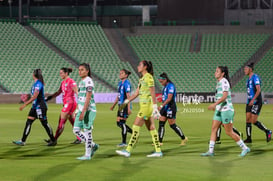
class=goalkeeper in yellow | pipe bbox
[116,60,162,157]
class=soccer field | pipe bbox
[0,103,273,181]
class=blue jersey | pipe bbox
[162,82,176,110]
[31,80,47,109]
[118,79,131,104]
[246,74,262,104]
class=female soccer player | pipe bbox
[13,69,56,146]
[243,63,272,143]
[45,67,80,144]
[116,60,162,157]
[110,69,132,147]
[73,63,99,160]
[157,72,188,145]
[201,66,250,157]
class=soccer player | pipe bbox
[45,67,81,144]
[13,69,56,146]
[243,63,272,143]
[110,69,132,147]
[201,66,250,157]
[73,63,99,160]
[157,72,188,145]
[116,60,162,158]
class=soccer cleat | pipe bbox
[180,137,188,146]
[239,148,250,157]
[215,140,222,144]
[71,139,82,144]
[91,144,99,157]
[244,138,252,143]
[201,151,214,157]
[266,130,272,142]
[147,152,163,158]
[12,140,25,146]
[116,150,131,157]
[117,143,127,147]
[44,139,50,143]
[47,140,57,146]
[76,155,91,160]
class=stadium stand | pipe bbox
[0,21,111,93]
[127,33,270,92]
[233,47,273,93]
[30,21,139,90]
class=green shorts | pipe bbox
[213,110,234,124]
[74,110,96,130]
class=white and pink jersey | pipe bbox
[61,77,77,104]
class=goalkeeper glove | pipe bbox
[119,99,130,111]
[152,104,161,120]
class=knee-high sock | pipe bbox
[246,123,252,139]
[126,124,132,134]
[68,116,81,141]
[126,125,140,153]
[216,127,221,141]
[41,119,55,141]
[150,129,161,153]
[170,123,185,140]
[55,118,67,140]
[158,121,166,143]
[73,127,86,142]
[84,129,94,157]
[119,120,128,144]
[22,119,34,142]
[254,121,268,132]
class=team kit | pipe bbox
[13,62,272,160]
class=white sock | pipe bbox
[236,139,248,150]
[84,129,93,157]
[209,140,215,153]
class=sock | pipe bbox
[209,140,215,153]
[236,139,248,150]
[232,127,241,136]
[126,125,140,153]
[246,123,252,140]
[21,119,34,142]
[73,127,86,142]
[216,127,221,141]
[254,121,268,132]
[54,118,66,140]
[120,120,127,144]
[69,116,81,141]
[150,129,161,153]
[126,124,132,134]
[170,123,185,140]
[84,129,93,157]
[41,119,55,141]
[158,121,166,143]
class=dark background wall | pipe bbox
[157,0,225,21]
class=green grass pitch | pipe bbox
[0,103,273,181]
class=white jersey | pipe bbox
[77,76,96,112]
[215,78,234,112]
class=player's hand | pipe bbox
[19,104,26,111]
[119,99,130,111]
[45,95,53,102]
[79,111,85,121]
[248,100,254,106]
[158,105,163,111]
[152,104,161,119]
[128,109,132,115]
[110,105,115,111]
[208,103,216,111]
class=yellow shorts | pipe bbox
[137,103,153,120]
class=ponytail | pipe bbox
[142,60,154,76]
[218,66,231,88]
[33,69,44,85]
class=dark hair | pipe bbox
[218,66,231,88]
[247,62,254,70]
[61,67,73,75]
[33,69,44,85]
[159,72,172,83]
[121,69,131,78]
[79,63,91,77]
[141,60,154,76]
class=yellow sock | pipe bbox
[150,129,161,152]
[126,125,140,153]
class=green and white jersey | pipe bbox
[78,76,96,112]
[215,78,234,112]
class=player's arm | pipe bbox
[126,92,132,114]
[149,86,157,105]
[110,96,119,110]
[159,93,173,109]
[249,85,261,105]
[46,86,62,101]
[79,88,92,121]
[208,91,228,110]
[19,90,39,111]
[150,85,161,118]
[72,85,78,96]
[127,87,139,102]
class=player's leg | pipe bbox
[158,116,167,145]
[54,112,68,141]
[168,118,188,145]
[245,105,252,143]
[39,109,56,146]
[73,112,86,142]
